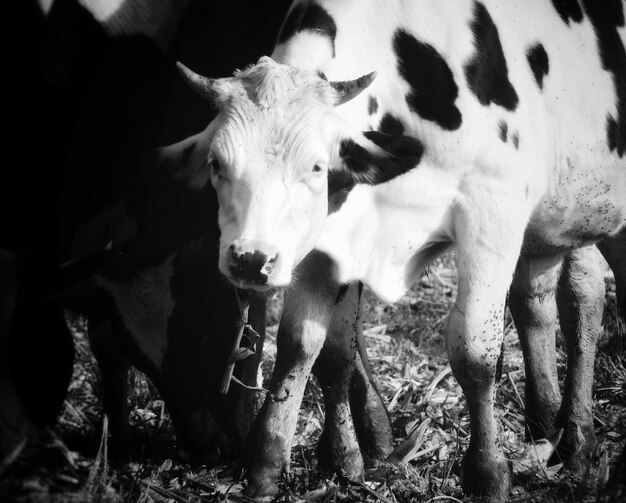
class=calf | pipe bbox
[176,0,626,500]
[1,0,291,462]
[78,135,392,465]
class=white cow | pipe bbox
[177,0,626,500]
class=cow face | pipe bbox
[178,57,423,289]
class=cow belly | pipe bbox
[523,155,626,254]
[523,174,626,255]
[97,258,175,372]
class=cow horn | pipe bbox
[330,71,377,106]
[176,62,217,101]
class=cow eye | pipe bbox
[312,164,323,173]
[209,158,222,178]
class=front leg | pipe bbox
[446,194,528,502]
[244,252,337,498]
[313,282,363,480]
[88,313,132,462]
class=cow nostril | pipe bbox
[229,243,240,261]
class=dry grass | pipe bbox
[1,251,624,502]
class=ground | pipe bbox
[1,252,624,502]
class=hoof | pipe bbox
[244,470,280,501]
[556,424,598,476]
[242,426,290,500]
[462,448,510,502]
[317,429,364,481]
[523,397,559,443]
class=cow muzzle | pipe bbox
[227,239,279,289]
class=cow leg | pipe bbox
[313,282,364,480]
[315,282,391,472]
[446,203,526,501]
[245,252,336,498]
[509,254,563,441]
[87,313,132,461]
[554,245,606,474]
[349,284,393,461]
[597,229,626,325]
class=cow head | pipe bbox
[178,57,423,290]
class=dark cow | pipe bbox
[1,0,393,470]
[174,0,626,500]
[129,130,393,465]
[1,0,287,462]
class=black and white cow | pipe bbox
[176,0,626,500]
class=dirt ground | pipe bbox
[1,251,624,502]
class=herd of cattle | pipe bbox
[1,0,625,501]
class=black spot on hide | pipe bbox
[552,0,584,24]
[464,2,519,111]
[278,2,337,57]
[498,120,508,142]
[581,0,626,157]
[329,130,424,212]
[378,113,405,136]
[335,283,350,305]
[527,43,549,90]
[368,96,378,115]
[512,133,519,149]
[393,29,462,130]
[338,131,424,186]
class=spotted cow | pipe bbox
[176,0,626,500]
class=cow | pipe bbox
[75,133,393,466]
[1,0,275,463]
[175,0,626,500]
[1,0,393,471]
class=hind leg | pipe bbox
[349,290,393,462]
[555,245,606,474]
[88,313,132,461]
[510,254,563,441]
[597,229,626,327]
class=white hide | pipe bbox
[270,0,626,302]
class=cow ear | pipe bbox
[139,125,214,191]
[332,131,424,190]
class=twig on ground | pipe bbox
[357,481,395,503]
[388,418,432,464]
[0,436,27,478]
[426,495,464,503]
[507,372,525,411]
